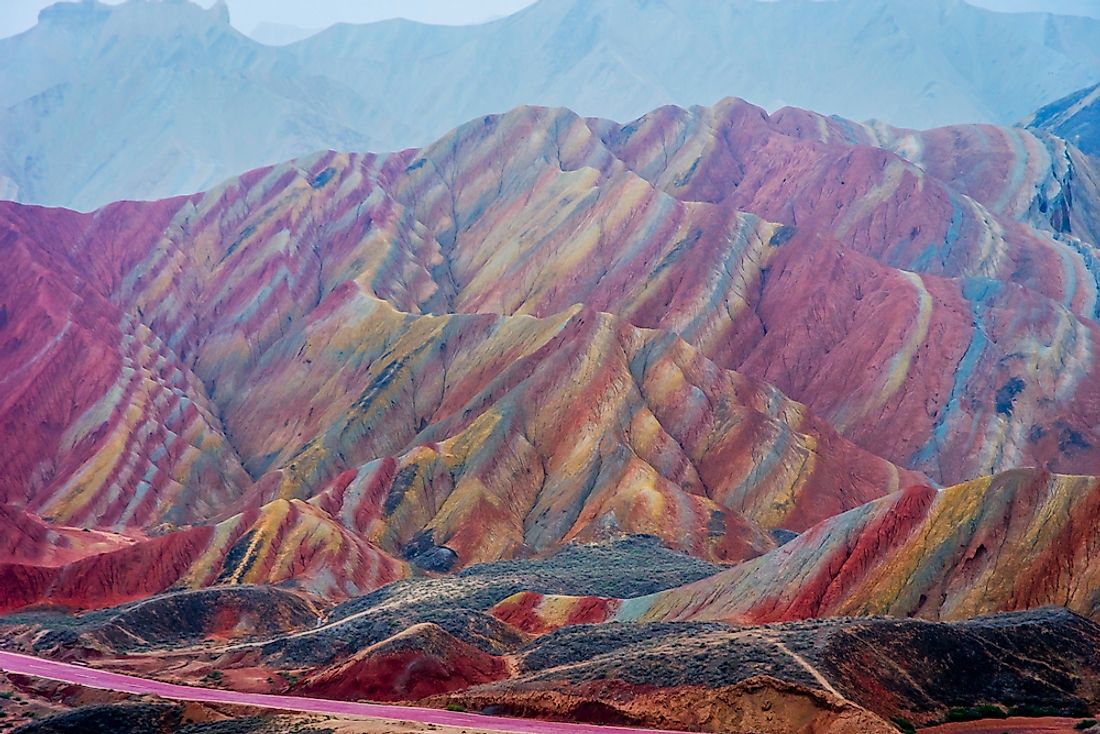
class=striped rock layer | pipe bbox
[4,98,1100,607]
[0,273,911,610]
[0,498,405,611]
[493,469,1100,629]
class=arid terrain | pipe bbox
[2,540,1098,734]
[5,2,1100,733]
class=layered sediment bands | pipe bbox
[374,102,1100,482]
[513,469,1100,626]
[0,504,134,566]
[0,498,406,612]
[743,249,1100,485]
[249,299,914,563]
[187,498,407,598]
[7,98,1100,603]
[293,622,509,702]
[0,526,216,612]
[6,275,915,609]
[596,100,1100,309]
[0,210,251,530]
[850,120,1100,258]
[9,100,1100,497]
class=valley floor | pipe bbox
[0,650,695,734]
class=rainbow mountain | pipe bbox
[4,97,1100,614]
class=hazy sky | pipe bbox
[0,0,539,38]
[3,0,1099,39]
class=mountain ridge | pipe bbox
[1027,82,1100,157]
[5,0,1100,210]
[5,97,1100,612]
[490,468,1100,627]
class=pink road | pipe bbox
[0,650,694,734]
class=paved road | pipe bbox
[0,650,691,734]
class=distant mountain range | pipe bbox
[3,0,1100,210]
[1028,82,1100,156]
[248,21,321,46]
[968,0,1100,16]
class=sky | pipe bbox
[0,0,540,38]
[3,0,1100,40]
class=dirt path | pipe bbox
[0,650,694,734]
[764,636,846,700]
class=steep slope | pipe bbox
[1,281,914,609]
[384,101,1100,484]
[589,100,1100,314]
[5,0,1100,209]
[7,98,1100,608]
[238,299,910,558]
[6,185,928,607]
[0,496,407,612]
[500,469,1100,626]
[1027,83,1100,157]
[0,505,135,567]
[0,202,252,530]
[2,117,939,598]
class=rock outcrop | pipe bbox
[497,470,1100,627]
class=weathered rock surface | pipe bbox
[6,97,1100,609]
[2,586,317,657]
[497,470,1100,627]
[449,608,1100,728]
[293,622,508,702]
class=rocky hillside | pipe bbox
[440,608,1100,730]
[5,559,1098,733]
[493,470,1100,626]
[5,97,1100,610]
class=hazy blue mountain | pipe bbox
[1026,83,1100,156]
[249,21,320,46]
[968,0,1100,17]
[0,0,384,209]
[3,0,1100,210]
[289,0,1100,140]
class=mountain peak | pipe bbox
[37,0,231,31]
[210,0,229,25]
[37,0,110,27]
